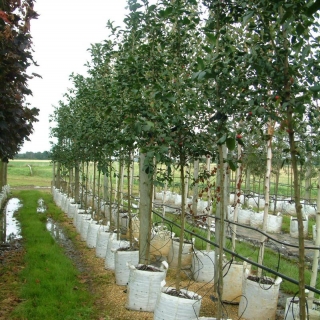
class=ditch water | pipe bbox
[0,198,22,244]
[0,197,68,246]
[39,199,88,272]
[35,198,67,242]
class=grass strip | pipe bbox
[10,190,96,320]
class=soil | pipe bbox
[0,241,25,320]
[247,275,275,285]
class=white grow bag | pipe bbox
[95,227,111,258]
[290,216,308,238]
[153,287,202,320]
[150,227,174,260]
[75,212,90,233]
[126,262,167,312]
[222,261,251,303]
[86,222,100,248]
[250,211,264,228]
[267,213,283,233]
[80,217,92,241]
[284,296,320,320]
[197,200,209,213]
[174,194,182,206]
[67,202,78,219]
[239,267,282,320]
[238,209,252,225]
[60,193,67,212]
[114,249,139,286]
[168,238,193,269]
[104,234,129,270]
[192,250,215,283]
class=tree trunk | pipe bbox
[175,160,186,292]
[304,158,312,204]
[56,162,61,190]
[127,153,133,247]
[232,143,243,252]
[215,144,227,319]
[138,152,152,265]
[85,162,89,211]
[192,159,199,218]
[92,162,97,212]
[309,170,320,299]
[258,122,273,277]
[96,170,101,219]
[0,161,4,189]
[244,166,251,206]
[109,161,113,223]
[74,162,80,204]
[288,110,306,319]
[273,170,280,214]
[206,157,212,252]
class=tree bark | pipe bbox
[138,152,152,264]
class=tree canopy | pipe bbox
[0,0,40,160]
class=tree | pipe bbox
[0,0,39,161]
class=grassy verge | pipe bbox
[10,190,97,320]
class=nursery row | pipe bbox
[52,186,320,320]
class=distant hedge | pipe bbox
[14,151,50,160]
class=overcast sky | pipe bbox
[20,0,130,153]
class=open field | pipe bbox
[7,160,52,187]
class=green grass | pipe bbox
[8,160,52,187]
[9,190,98,320]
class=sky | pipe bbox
[20,0,130,153]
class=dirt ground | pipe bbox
[60,218,242,320]
[0,242,25,320]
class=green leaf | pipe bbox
[198,71,206,80]
[205,33,216,45]
[243,11,254,25]
[296,23,305,36]
[237,138,244,146]
[306,0,320,16]
[191,71,200,80]
[310,85,320,92]
[166,94,176,102]
[228,159,237,172]
[226,137,236,151]
[159,7,173,18]
[217,134,227,145]
[202,45,212,54]
[196,57,205,70]
[280,9,292,24]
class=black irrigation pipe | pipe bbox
[94,193,319,249]
[223,218,320,251]
[153,210,320,296]
[153,201,320,251]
